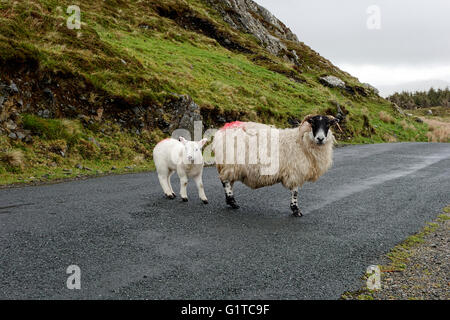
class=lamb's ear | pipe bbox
[178,136,188,144]
[198,138,208,148]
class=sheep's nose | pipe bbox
[317,137,324,143]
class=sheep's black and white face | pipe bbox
[306,115,338,145]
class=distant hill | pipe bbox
[387,87,449,110]
[378,80,450,97]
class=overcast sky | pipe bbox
[254,0,450,95]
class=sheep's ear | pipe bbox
[178,136,188,144]
[301,114,314,126]
[198,138,208,148]
[328,116,339,125]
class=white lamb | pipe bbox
[213,115,339,216]
[153,137,209,204]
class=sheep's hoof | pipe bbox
[202,199,209,204]
[172,193,176,198]
[226,197,240,209]
[291,210,303,217]
[182,198,188,202]
[166,194,175,200]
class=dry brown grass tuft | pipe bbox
[1,150,24,168]
[423,118,450,142]
[400,120,415,130]
[61,119,81,136]
[379,111,395,124]
[382,133,397,143]
[133,154,145,164]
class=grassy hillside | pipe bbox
[0,0,432,185]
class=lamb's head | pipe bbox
[303,115,339,145]
[179,137,208,164]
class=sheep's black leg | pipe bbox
[222,180,239,209]
[290,188,302,217]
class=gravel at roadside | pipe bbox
[343,208,449,300]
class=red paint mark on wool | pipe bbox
[156,138,170,145]
[221,121,245,130]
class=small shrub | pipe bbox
[382,133,397,143]
[22,115,81,146]
[76,139,100,160]
[101,143,121,160]
[0,150,24,173]
[400,120,415,130]
[379,111,394,124]
[22,114,68,140]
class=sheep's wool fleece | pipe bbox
[214,122,334,190]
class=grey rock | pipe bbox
[9,82,19,94]
[6,121,17,130]
[75,163,83,169]
[8,132,17,140]
[392,103,406,116]
[415,117,424,123]
[428,109,433,115]
[16,131,26,140]
[363,83,380,95]
[163,94,203,139]
[207,0,298,58]
[319,75,346,89]
[38,109,51,118]
[0,95,5,109]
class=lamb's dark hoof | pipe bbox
[202,200,209,204]
[226,197,240,209]
[172,193,176,198]
[166,194,175,200]
[182,198,188,202]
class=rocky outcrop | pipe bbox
[155,94,203,139]
[207,0,299,58]
[319,75,346,89]
[362,83,380,95]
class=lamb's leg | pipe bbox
[222,180,239,209]
[167,170,176,197]
[194,174,208,204]
[178,169,189,202]
[157,171,175,199]
[290,188,302,217]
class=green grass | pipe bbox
[0,116,160,185]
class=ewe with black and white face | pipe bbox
[306,115,339,145]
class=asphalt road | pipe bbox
[0,143,449,299]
